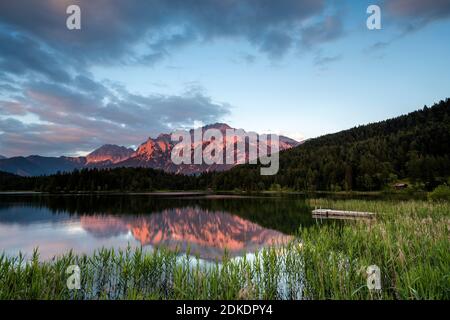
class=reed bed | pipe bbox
[0,200,448,300]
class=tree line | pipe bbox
[1,99,449,192]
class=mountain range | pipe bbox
[0,123,299,176]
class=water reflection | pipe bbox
[81,208,291,260]
[0,194,313,260]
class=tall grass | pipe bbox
[0,200,448,300]
[305,199,450,299]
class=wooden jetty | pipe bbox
[312,208,376,219]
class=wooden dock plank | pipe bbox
[312,209,376,218]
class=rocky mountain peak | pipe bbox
[86,144,135,164]
[135,139,156,158]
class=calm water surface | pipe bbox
[0,194,315,260]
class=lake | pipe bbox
[0,193,316,261]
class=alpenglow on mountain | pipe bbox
[0,123,299,176]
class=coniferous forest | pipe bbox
[212,99,450,192]
[1,99,449,193]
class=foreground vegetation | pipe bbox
[304,199,449,299]
[0,199,448,300]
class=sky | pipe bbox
[0,0,449,157]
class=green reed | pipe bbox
[0,199,448,300]
[304,199,449,299]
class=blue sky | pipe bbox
[0,0,449,156]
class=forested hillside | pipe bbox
[211,99,450,191]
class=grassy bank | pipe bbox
[303,199,449,299]
[0,199,448,300]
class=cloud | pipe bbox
[255,30,294,59]
[301,15,344,48]
[241,53,257,64]
[365,0,450,54]
[0,1,349,156]
[367,41,390,52]
[0,29,72,83]
[0,0,339,64]
[0,100,27,116]
[0,23,230,156]
[0,118,100,156]
[0,2,245,156]
[386,0,450,31]
[313,52,342,67]
[0,78,231,156]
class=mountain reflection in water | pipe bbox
[0,194,313,260]
[81,208,291,260]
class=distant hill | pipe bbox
[211,99,450,191]
[0,155,6,159]
[0,156,86,176]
